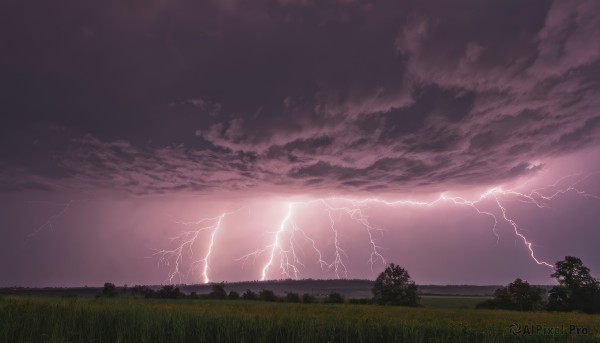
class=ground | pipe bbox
[1,294,598,342]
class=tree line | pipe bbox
[97,282,349,304]
[96,255,599,313]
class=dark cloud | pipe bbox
[1,0,600,195]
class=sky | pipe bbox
[1,0,600,287]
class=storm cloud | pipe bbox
[2,0,600,286]
[2,0,600,195]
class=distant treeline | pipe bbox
[98,283,365,304]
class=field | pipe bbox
[1,295,598,342]
[420,295,490,309]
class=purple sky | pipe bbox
[1,0,600,287]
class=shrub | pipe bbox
[130,285,156,298]
[158,285,182,299]
[476,279,546,311]
[324,292,344,304]
[259,289,278,302]
[242,289,257,300]
[208,283,227,300]
[302,293,315,304]
[285,292,300,303]
[96,282,118,298]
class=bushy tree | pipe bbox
[301,293,315,303]
[285,292,300,303]
[158,285,182,299]
[547,256,600,313]
[97,282,118,298]
[324,292,344,304]
[242,289,257,300]
[259,289,278,302]
[208,283,227,300]
[228,291,240,300]
[477,278,546,311]
[372,263,420,306]
[130,285,156,298]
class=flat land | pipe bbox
[1,295,598,342]
[420,295,490,308]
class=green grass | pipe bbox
[1,296,598,342]
[421,295,492,308]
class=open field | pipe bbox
[420,295,490,309]
[1,296,598,342]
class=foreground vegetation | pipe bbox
[1,296,598,342]
[2,256,598,342]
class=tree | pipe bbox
[130,285,156,298]
[372,263,420,306]
[97,282,118,298]
[324,292,344,304]
[301,293,315,304]
[158,285,182,299]
[476,278,546,311]
[285,292,300,303]
[242,289,257,300]
[228,291,240,300]
[208,283,227,300]
[259,289,278,302]
[547,256,600,313]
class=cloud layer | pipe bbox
[2,0,600,195]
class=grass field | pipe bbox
[420,295,491,309]
[1,296,598,342]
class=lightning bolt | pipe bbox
[200,213,225,284]
[27,199,89,238]
[261,203,294,281]
[29,200,73,237]
[159,174,599,282]
[155,210,233,283]
[495,198,553,268]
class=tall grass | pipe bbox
[0,296,598,342]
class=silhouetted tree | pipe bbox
[97,282,118,298]
[158,285,182,299]
[476,278,546,311]
[547,256,600,313]
[130,285,156,298]
[324,292,344,304]
[208,283,227,300]
[242,289,257,300]
[301,293,315,303]
[228,291,240,300]
[259,289,278,302]
[372,263,420,306]
[285,292,300,303]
